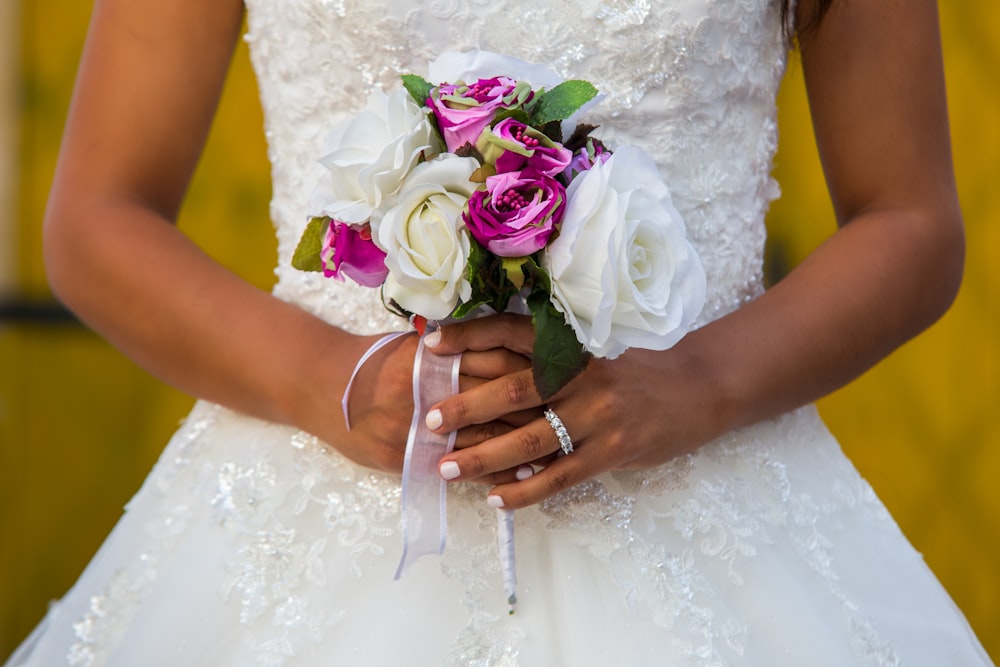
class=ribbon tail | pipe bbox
[394,329,461,579]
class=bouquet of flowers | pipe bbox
[292,51,706,399]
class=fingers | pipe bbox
[455,375,541,428]
[429,315,540,433]
[452,420,516,449]
[440,413,599,509]
[430,367,541,434]
[425,313,536,357]
[459,346,532,379]
[438,396,613,508]
[468,463,540,487]
[438,417,562,481]
[486,454,593,509]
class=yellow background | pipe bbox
[1,1,997,660]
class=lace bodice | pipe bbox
[243,0,788,333]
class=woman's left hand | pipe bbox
[424,313,731,509]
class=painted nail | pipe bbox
[423,331,442,348]
[440,461,460,480]
[425,409,442,430]
[487,495,505,509]
[515,465,534,481]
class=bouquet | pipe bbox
[292,51,706,400]
[292,52,706,610]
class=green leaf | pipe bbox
[529,80,598,126]
[465,237,491,287]
[452,294,491,320]
[291,217,329,272]
[527,290,591,400]
[401,74,434,106]
[462,238,504,319]
[501,257,529,291]
[469,164,496,184]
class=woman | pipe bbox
[6,0,992,664]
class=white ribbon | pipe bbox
[395,330,461,577]
[341,328,462,579]
[341,331,410,430]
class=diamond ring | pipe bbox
[543,408,574,456]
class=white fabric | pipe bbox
[6,0,992,665]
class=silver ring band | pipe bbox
[543,408,574,455]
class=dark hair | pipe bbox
[782,0,834,38]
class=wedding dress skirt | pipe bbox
[7,0,991,665]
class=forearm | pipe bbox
[690,204,963,435]
[44,199,369,431]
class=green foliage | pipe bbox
[501,257,529,290]
[401,74,433,106]
[291,217,328,272]
[528,80,598,127]
[453,240,494,319]
[527,286,590,400]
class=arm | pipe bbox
[45,0,525,472]
[425,0,963,507]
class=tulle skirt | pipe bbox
[6,402,991,666]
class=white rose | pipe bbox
[376,155,480,320]
[308,87,442,224]
[543,146,706,358]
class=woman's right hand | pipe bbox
[297,330,538,476]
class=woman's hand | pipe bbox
[424,1,965,510]
[319,330,539,475]
[423,314,732,508]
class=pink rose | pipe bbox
[478,117,573,177]
[463,170,566,257]
[428,77,530,152]
[320,219,389,288]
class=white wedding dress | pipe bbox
[6,1,992,666]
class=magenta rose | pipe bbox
[479,117,572,177]
[428,77,530,152]
[320,219,389,287]
[463,170,566,257]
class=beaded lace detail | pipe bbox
[56,1,919,665]
[67,405,219,666]
[244,0,785,335]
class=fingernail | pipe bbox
[425,409,442,430]
[439,461,460,480]
[515,465,534,481]
[487,495,505,509]
[423,331,441,348]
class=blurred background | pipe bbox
[0,1,997,660]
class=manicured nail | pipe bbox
[423,331,441,348]
[487,495,505,508]
[439,461,460,480]
[515,465,534,481]
[425,409,442,430]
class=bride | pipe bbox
[6,0,993,665]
